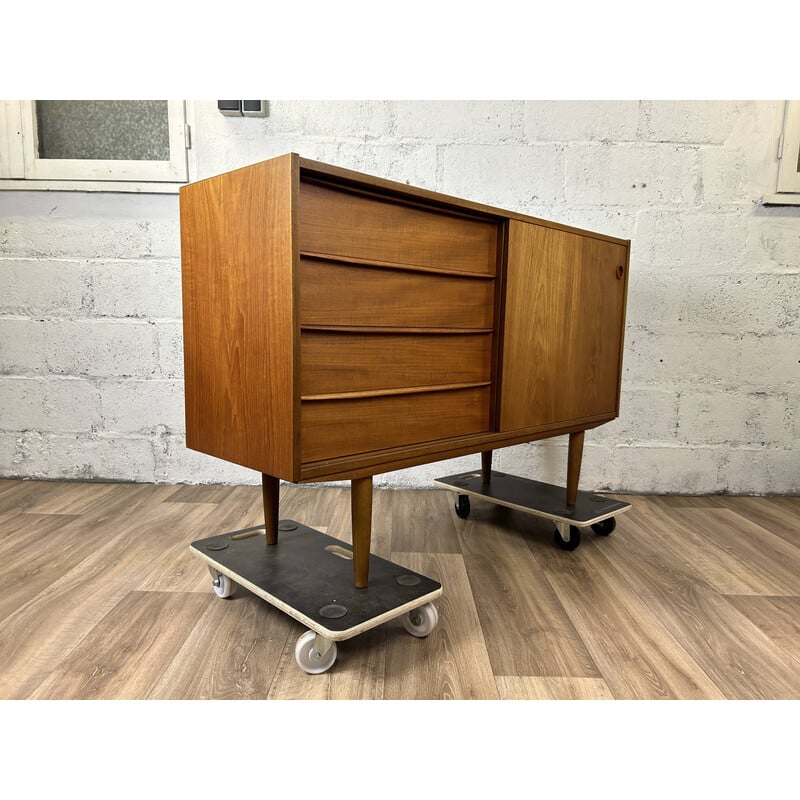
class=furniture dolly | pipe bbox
[190,522,441,674]
[434,456,631,552]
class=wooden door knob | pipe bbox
[616,265,625,279]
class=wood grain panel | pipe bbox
[149,593,295,700]
[165,484,242,504]
[499,221,628,431]
[676,507,800,594]
[0,495,211,699]
[20,482,120,516]
[309,486,394,561]
[267,624,388,700]
[301,386,491,463]
[301,330,493,396]
[298,180,499,275]
[575,233,628,418]
[724,596,800,656]
[0,479,68,514]
[180,154,298,479]
[390,488,463,555]
[0,479,19,496]
[139,486,265,593]
[709,496,800,548]
[299,258,495,329]
[298,416,611,482]
[384,553,499,700]
[458,517,601,678]
[646,495,724,510]
[0,513,81,622]
[2,480,800,700]
[627,500,800,595]
[496,676,614,700]
[531,529,726,699]
[598,507,800,699]
[30,591,212,700]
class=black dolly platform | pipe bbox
[433,469,631,551]
[190,521,442,674]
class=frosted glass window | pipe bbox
[35,100,170,161]
[773,100,800,196]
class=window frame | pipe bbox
[0,100,189,193]
[763,100,800,205]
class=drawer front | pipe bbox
[300,258,495,329]
[301,331,493,396]
[298,181,499,275]
[301,386,491,463]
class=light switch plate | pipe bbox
[242,100,267,117]
[217,100,242,116]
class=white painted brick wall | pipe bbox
[91,260,182,319]
[1,100,798,493]
[640,101,747,144]
[0,260,91,315]
[564,143,700,206]
[634,208,752,270]
[757,216,800,267]
[98,379,185,435]
[5,431,157,481]
[441,143,564,208]
[603,444,727,495]
[591,388,680,446]
[395,101,524,143]
[0,319,160,377]
[524,101,640,142]
[265,100,395,140]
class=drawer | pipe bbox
[299,258,495,329]
[298,181,499,276]
[301,331,493,396]
[301,386,491,463]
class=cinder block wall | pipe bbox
[1,101,797,493]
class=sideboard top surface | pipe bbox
[183,152,630,248]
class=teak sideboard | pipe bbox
[179,153,631,587]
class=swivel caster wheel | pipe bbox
[591,517,616,536]
[295,631,337,674]
[553,524,582,551]
[402,603,439,638]
[455,494,471,519]
[212,573,236,598]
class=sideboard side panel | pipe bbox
[180,155,297,479]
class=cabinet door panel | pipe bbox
[499,221,628,431]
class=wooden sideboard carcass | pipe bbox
[179,153,630,588]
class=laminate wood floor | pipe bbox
[1,479,798,700]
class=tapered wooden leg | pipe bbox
[261,473,280,545]
[566,431,585,508]
[351,476,373,589]
[481,450,493,484]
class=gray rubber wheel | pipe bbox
[402,603,439,637]
[213,573,236,598]
[294,631,337,674]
